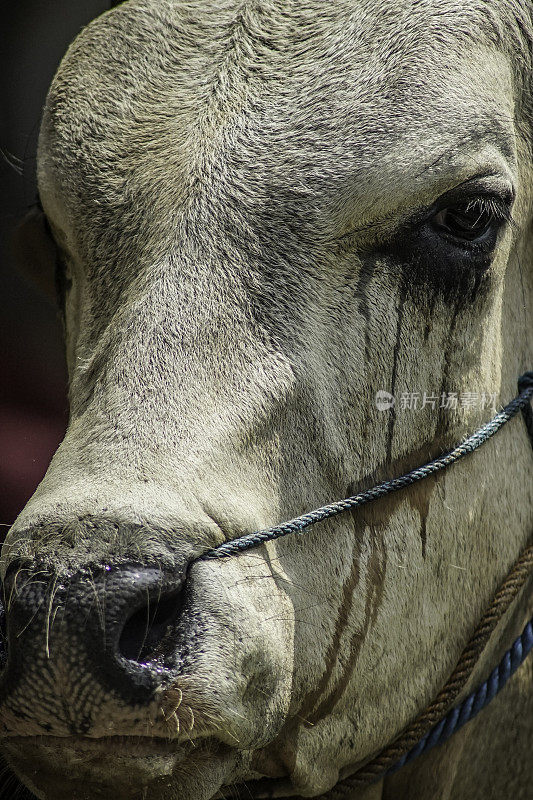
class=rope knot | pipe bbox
[518,371,533,393]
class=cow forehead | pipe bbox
[38,0,518,241]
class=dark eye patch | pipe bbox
[384,189,514,303]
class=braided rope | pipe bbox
[387,618,533,775]
[519,373,533,447]
[199,373,533,561]
[323,544,533,795]
[195,372,533,788]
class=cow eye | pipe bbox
[431,196,511,244]
[383,188,515,300]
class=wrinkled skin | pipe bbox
[2,1,533,799]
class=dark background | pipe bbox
[1,1,114,529]
[0,6,122,796]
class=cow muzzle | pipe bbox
[0,560,188,712]
[0,526,295,799]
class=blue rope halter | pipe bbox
[196,372,533,783]
[387,618,533,776]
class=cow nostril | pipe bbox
[119,588,185,664]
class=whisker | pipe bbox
[0,148,24,176]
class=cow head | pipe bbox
[2,2,533,799]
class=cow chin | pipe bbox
[3,736,239,800]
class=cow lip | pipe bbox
[3,734,189,757]
[3,735,237,800]
[3,735,190,794]
[216,777,294,800]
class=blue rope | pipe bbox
[197,372,533,787]
[199,372,533,560]
[195,373,533,785]
[385,616,533,776]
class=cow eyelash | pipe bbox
[439,193,516,227]
[466,195,512,222]
[333,187,515,249]
[430,191,516,246]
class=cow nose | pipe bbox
[0,561,187,703]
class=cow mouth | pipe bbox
[7,733,189,755]
[3,735,236,800]
[3,733,188,775]
[216,778,295,800]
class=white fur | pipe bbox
[2,1,533,798]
